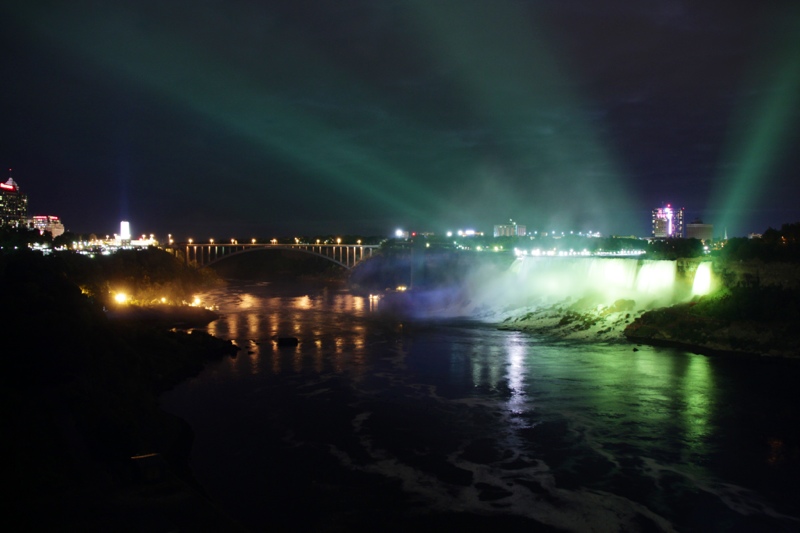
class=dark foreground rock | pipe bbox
[1,254,243,531]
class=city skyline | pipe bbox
[2,1,799,238]
[0,167,779,241]
[0,171,777,243]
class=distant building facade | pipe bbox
[31,215,65,238]
[0,175,28,226]
[494,220,526,237]
[685,220,713,242]
[651,205,684,238]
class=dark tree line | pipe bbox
[719,223,800,262]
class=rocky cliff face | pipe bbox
[624,268,800,358]
[713,259,800,289]
[623,304,800,357]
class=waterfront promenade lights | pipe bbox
[357,239,362,245]
[210,238,214,244]
[316,239,320,244]
[188,238,193,244]
[252,238,256,244]
[271,239,277,244]
[337,238,341,244]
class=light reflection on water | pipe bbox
[204,282,374,378]
[164,281,800,532]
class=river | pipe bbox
[160,281,800,532]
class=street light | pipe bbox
[337,238,341,245]
[210,238,214,244]
[252,238,256,244]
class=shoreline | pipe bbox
[496,298,800,359]
[623,304,800,359]
[105,304,221,328]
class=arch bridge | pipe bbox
[183,242,379,269]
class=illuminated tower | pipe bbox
[120,221,132,246]
[0,169,28,227]
[651,205,684,238]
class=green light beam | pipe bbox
[10,2,469,226]
[405,0,635,231]
[712,8,800,234]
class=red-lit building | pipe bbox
[0,175,28,227]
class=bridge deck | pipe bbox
[182,243,379,269]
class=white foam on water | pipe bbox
[324,401,681,532]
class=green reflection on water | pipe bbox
[465,336,718,463]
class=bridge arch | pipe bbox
[183,243,378,270]
[204,245,350,269]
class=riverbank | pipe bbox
[624,299,800,358]
[105,303,221,328]
[497,288,800,358]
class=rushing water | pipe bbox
[161,281,800,532]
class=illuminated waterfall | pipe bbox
[410,256,715,319]
[634,261,677,299]
[691,262,714,296]
[505,257,685,308]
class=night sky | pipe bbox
[2,0,799,240]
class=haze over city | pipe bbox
[2,0,799,239]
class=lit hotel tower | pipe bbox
[651,204,685,238]
[0,168,28,226]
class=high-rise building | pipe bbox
[0,171,28,226]
[651,205,684,238]
[494,220,526,237]
[686,220,713,242]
